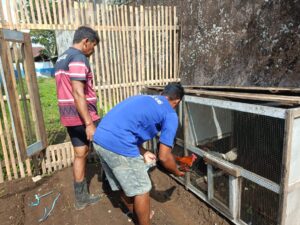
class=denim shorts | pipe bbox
[93,143,152,197]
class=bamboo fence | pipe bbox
[0,1,180,183]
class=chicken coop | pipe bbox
[146,86,300,225]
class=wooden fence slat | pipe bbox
[174,7,178,79]
[63,0,68,26]
[113,5,121,103]
[0,114,12,180]
[58,0,63,25]
[35,0,42,24]
[124,6,131,98]
[45,0,53,25]
[29,0,36,24]
[149,7,154,84]
[52,0,57,25]
[5,0,13,28]
[130,6,137,95]
[157,7,161,85]
[62,143,67,168]
[135,7,141,94]
[140,6,145,92]
[111,5,120,104]
[0,0,5,24]
[165,7,169,84]
[161,6,165,85]
[115,6,125,101]
[57,146,62,170]
[22,0,30,24]
[145,8,150,86]
[46,146,52,173]
[0,87,18,179]
[40,0,48,24]
[120,6,129,99]
[11,0,19,28]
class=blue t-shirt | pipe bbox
[93,95,178,157]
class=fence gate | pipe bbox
[0,29,47,182]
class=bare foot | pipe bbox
[150,210,155,220]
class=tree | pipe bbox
[30,30,57,64]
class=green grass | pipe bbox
[38,78,67,144]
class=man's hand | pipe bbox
[85,123,96,141]
[143,151,157,164]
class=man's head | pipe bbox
[73,26,100,57]
[161,83,184,108]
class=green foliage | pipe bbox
[38,78,67,144]
[30,30,57,63]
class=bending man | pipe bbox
[93,83,185,225]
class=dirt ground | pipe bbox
[0,163,231,225]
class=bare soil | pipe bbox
[0,163,230,225]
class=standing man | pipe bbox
[93,83,185,225]
[55,26,100,210]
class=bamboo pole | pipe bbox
[120,6,129,99]
[35,0,42,24]
[58,0,63,25]
[135,7,141,94]
[113,5,122,103]
[45,0,53,25]
[140,6,145,93]
[22,0,30,24]
[149,7,154,84]
[40,0,48,24]
[124,6,132,97]
[130,6,137,95]
[174,7,178,79]
[161,6,165,85]
[154,6,160,84]
[5,0,13,28]
[165,7,169,85]
[52,0,57,25]
[100,4,110,112]
[145,8,150,87]
[11,0,20,28]
[107,5,116,107]
[96,5,104,113]
[28,0,36,24]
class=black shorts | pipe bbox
[66,120,100,147]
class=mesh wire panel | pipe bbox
[240,178,279,225]
[212,167,229,207]
[190,154,208,194]
[233,112,284,184]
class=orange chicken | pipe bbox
[174,153,197,172]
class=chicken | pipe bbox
[174,153,197,172]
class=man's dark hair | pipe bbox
[73,26,100,44]
[161,83,184,100]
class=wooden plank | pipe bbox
[185,89,300,105]
[62,143,67,168]
[80,2,84,25]
[0,0,5,24]
[74,1,79,27]
[18,0,26,26]
[278,110,294,225]
[51,146,57,171]
[161,6,165,85]
[58,0,63,25]
[66,143,71,167]
[0,85,18,179]
[68,0,73,28]
[0,111,12,180]
[57,146,62,170]
[169,7,172,81]
[23,34,48,148]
